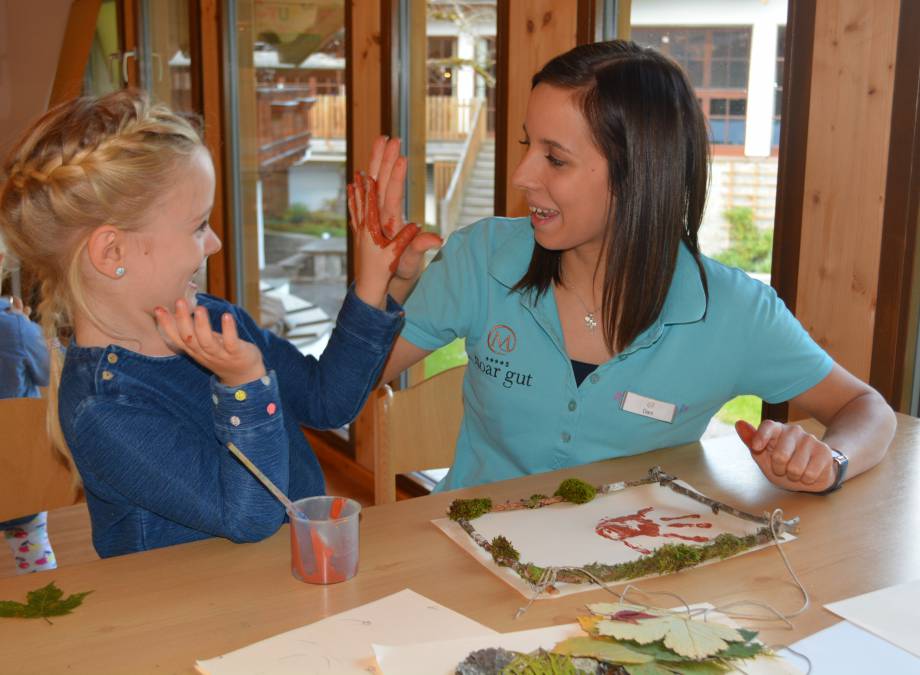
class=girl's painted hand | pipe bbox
[155,299,266,387]
[735,419,837,492]
[363,136,443,284]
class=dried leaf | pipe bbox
[597,615,743,659]
[612,609,661,624]
[552,636,653,665]
[588,602,667,618]
[0,582,92,621]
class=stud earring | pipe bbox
[115,266,126,277]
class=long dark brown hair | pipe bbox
[513,40,710,354]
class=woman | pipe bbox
[357,40,896,493]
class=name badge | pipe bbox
[620,391,676,424]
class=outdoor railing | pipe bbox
[307,95,480,141]
[438,99,486,237]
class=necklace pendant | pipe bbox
[584,312,598,332]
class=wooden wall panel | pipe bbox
[347,0,386,470]
[496,1,579,217]
[794,1,900,380]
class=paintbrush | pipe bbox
[226,442,308,519]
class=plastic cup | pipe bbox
[289,496,361,584]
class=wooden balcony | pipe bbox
[308,95,481,141]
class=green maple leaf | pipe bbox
[625,661,729,675]
[0,582,92,622]
[552,636,654,665]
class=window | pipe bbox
[427,36,457,96]
[229,2,348,365]
[773,25,786,147]
[632,27,752,147]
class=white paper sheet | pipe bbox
[781,620,920,674]
[374,604,802,674]
[824,578,920,659]
[434,480,793,597]
[195,589,497,675]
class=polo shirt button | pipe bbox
[568,400,577,411]
[561,431,571,443]
[589,373,600,384]
[101,370,114,381]
[106,353,118,364]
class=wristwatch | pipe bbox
[816,449,849,495]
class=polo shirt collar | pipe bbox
[489,224,707,327]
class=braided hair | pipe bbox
[0,90,203,473]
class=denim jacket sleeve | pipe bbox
[238,287,404,430]
[70,370,290,544]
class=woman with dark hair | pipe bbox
[359,40,895,494]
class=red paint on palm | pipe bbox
[595,507,713,555]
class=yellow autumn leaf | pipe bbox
[578,614,605,634]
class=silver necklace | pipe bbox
[568,286,599,332]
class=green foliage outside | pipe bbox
[423,337,468,379]
[714,206,773,273]
[266,202,347,238]
[716,395,762,428]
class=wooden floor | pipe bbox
[0,452,374,580]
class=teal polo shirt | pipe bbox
[402,217,834,492]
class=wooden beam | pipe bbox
[870,0,920,410]
[347,0,387,471]
[197,0,233,303]
[50,0,103,106]
[495,1,579,218]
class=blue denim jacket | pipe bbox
[0,297,49,399]
[59,289,402,558]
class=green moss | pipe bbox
[448,497,493,521]
[501,649,585,675]
[546,531,766,585]
[490,535,520,566]
[524,564,546,585]
[554,478,597,505]
[525,494,548,509]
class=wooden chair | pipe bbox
[373,365,466,504]
[0,396,81,522]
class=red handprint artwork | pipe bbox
[595,507,713,554]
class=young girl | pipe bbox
[0,90,420,558]
[360,40,896,494]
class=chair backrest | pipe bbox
[373,365,466,504]
[0,396,81,521]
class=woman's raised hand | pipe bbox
[155,299,266,387]
[349,136,443,299]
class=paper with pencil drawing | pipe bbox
[194,589,496,675]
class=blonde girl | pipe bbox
[0,90,419,557]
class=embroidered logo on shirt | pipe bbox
[487,324,517,354]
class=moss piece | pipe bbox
[525,494,548,509]
[490,535,520,566]
[448,497,493,521]
[554,478,597,504]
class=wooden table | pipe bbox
[2,414,918,674]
